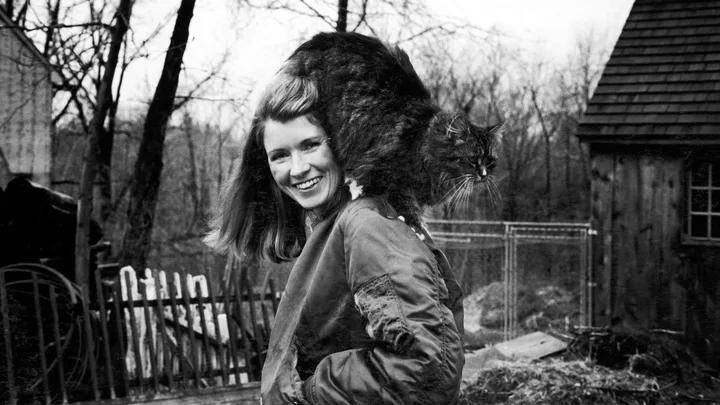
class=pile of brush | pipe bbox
[461,327,720,405]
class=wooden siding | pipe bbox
[0,16,53,187]
[591,144,720,366]
[577,0,720,141]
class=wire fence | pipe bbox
[0,262,274,404]
[426,220,595,345]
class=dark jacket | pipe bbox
[261,197,465,404]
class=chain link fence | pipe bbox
[426,220,594,347]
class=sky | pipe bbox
[120,0,636,129]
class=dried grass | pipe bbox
[462,327,720,405]
[462,360,662,405]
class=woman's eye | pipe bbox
[302,140,322,151]
[269,152,288,162]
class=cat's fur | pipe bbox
[284,32,501,226]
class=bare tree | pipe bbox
[118,0,197,272]
[529,85,558,216]
[244,0,478,43]
[75,0,134,286]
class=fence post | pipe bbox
[0,271,18,404]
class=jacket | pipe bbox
[261,197,465,404]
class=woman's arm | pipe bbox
[299,207,464,405]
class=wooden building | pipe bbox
[577,0,720,366]
[0,6,55,187]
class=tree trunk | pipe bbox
[96,124,114,223]
[565,126,571,198]
[182,113,200,233]
[75,0,134,287]
[336,0,348,32]
[530,88,553,218]
[118,0,196,272]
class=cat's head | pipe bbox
[419,113,502,207]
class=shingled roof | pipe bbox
[576,0,720,143]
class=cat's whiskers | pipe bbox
[446,175,473,212]
[488,176,502,205]
[439,175,470,203]
[462,178,474,210]
[484,176,503,211]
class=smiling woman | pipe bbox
[205,32,465,405]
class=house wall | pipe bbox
[591,143,720,367]
[0,20,53,187]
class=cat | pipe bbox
[283,32,501,227]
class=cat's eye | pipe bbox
[485,157,497,170]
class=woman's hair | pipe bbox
[205,63,346,262]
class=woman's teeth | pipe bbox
[296,178,320,190]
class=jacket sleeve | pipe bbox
[300,208,464,405]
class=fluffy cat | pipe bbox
[283,32,501,226]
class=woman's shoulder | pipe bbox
[336,196,427,241]
[338,196,398,223]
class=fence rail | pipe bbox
[0,262,274,404]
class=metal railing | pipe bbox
[427,220,595,342]
[0,262,275,404]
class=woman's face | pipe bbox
[263,114,340,212]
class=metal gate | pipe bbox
[426,220,595,342]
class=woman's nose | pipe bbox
[289,154,310,177]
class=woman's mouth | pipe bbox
[295,177,321,190]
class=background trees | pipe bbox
[2,0,612,288]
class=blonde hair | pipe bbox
[205,67,323,262]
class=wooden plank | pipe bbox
[111,282,131,396]
[663,157,685,331]
[140,282,161,392]
[218,275,242,384]
[205,275,228,386]
[233,274,256,381]
[179,268,202,388]
[619,152,642,325]
[71,383,261,405]
[80,284,101,400]
[124,271,146,391]
[152,269,173,391]
[166,273,187,384]
[94,269,117,399]
[493,331,568,360]
[641,153,660,326]
[590,148,615,326]
[194,280,213,380]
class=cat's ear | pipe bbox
[445,114,467,145]
[487,122,505,140]
[388,44,418,78]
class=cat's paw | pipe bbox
[345,177,364,200]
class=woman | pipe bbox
[206,60,465,405]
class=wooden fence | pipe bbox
[0,262,277,404]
